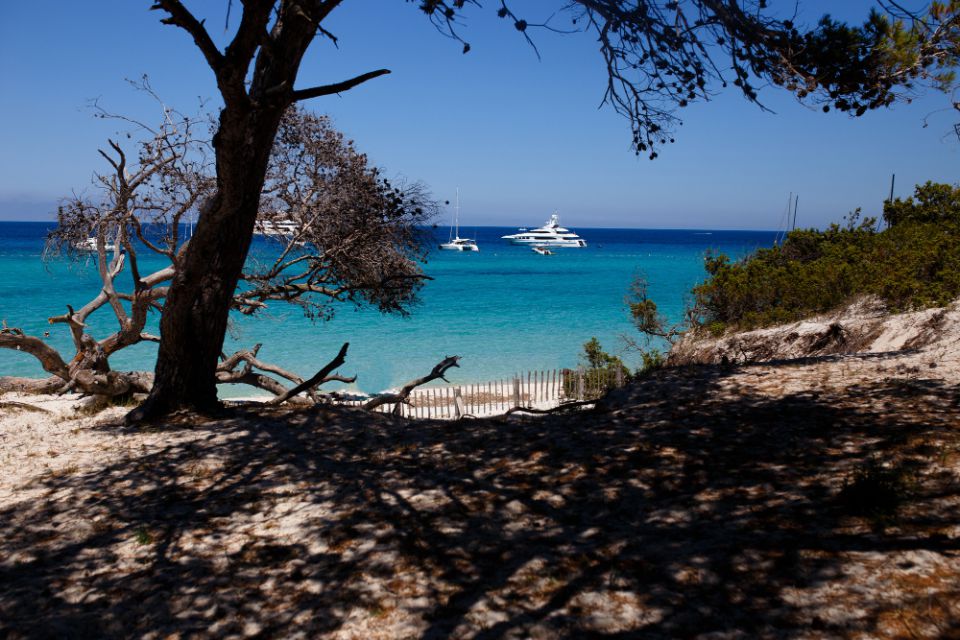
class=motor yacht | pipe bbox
[502,213,586,247]
[255,218,299,237]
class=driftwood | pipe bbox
[268,343,353,406]
[0,401,53,414]
[364,356,461,415]
[0,376,64,395]
[501,400,597,417]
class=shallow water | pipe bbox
[0,222,775,394]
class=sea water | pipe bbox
[0,222,774,395]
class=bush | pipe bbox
[564,338,630,398]
[838,458,914,523]
[637,349,665,376]
[688,184,960,331]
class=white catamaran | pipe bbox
[439,189,479,252]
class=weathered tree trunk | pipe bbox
[135,106,286,417]
[131,1,390,420]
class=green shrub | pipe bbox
[688,183,960,331]
[564,338,630,398]
[637,349,665,376]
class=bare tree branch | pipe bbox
[363,356,460,414]
[268,342,350,405]
[290,69,391,102]
[150,0,225,73]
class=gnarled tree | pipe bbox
[1,105,436,405]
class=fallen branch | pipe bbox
[268,342,351,406]
[363,356,460,414]
[0,376,64,395]
[216,370,308,403]
[501,400,597,417]
[0,401,52,414]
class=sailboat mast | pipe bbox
[455,188,460,239]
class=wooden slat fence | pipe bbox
[338,366,626,419]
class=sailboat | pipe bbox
[774,193,799,246]
[439,189,479,252]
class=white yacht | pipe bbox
[74,237,118,252]
[74,227,120,253]
[502,213,586,247]
[255,218,299,237]
[439,189,479,252]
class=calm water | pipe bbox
[0,221,775,395]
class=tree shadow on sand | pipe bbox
[1,353,959,638]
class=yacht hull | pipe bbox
[502,237,586,247]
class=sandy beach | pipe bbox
[2,299,959,638]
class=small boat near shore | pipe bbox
[502,213,586,247]
[531,245,553,255]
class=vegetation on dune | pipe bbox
[632,182,960,337]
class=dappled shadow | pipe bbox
[1,357,959,638]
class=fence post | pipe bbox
[454,387,464,419]
[616,366,623,388]
[577,365,585,400]
[513,377,521,407]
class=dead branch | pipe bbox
[0,328,72,382]
[363,356,460,414]
[0,376,64,395]
[268,342,351,406]
[0,401,52,415]
[501,400,597,418]
[215,370,308,403]
[290,69,392,101]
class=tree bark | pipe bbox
[132,0,352,421]
[132,102,287,418]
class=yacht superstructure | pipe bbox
[255,219,299,237]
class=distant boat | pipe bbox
[255,218,299,237]
[74,226,119,253]
[439,189,479,252]
[502,213,586,247]
[774,193,799,246]
[531,245,553,255]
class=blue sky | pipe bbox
[0,1,957,229]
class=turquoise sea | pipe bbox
[0,222,775,395]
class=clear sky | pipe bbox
[0,1,957,229]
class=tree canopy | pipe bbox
[422,0,959,157]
